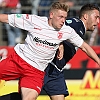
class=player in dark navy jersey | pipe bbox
[42,17,85,100]
[43,3,100,100]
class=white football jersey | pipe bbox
[8,14,83,71]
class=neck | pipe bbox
[80,18,87,31]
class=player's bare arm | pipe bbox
[57,43,64,60]
[0,14,8,23]
[79,41,100,66]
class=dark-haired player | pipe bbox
[43,3,100,100]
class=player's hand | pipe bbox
[57,43,64,60]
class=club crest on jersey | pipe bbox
[26,14,29,19]
[57,32,63,39]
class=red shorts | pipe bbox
[0,50,45,94]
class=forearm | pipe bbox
[80,41,100,66]
[57,43,64,60]
[0,14,8,23]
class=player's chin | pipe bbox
[92,26,96,31]
[56,27,62,31]
[94,25,97,28]
[58,25,63,29]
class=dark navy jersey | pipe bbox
[43,18,85,96]
[65,17,85,38]
[53,18,85,70]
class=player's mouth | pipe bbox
[60,24,63,27]
[93,25,97,28]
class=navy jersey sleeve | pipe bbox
[65,17,85,38]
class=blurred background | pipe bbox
[0,0,100,100]
[0,0,100,46]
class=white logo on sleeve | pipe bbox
[36,86,41,91]
[80,30,83,35]
[66,20,72,24]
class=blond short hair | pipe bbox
[49,2,69,13]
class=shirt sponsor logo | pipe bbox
[33,37,58,46]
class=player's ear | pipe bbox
[49,11,54,19]
[83,13,88,20]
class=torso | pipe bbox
[8,14,83,71]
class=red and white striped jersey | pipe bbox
[8,14,83,71]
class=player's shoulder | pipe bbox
[62,24,74,33]
[65,17,83,28]
[32,14,48,22]
[65,17,85,38]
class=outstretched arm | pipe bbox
[0,14,8,23]
[79,41,100,66]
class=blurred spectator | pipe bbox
[58,0,76,18]
[75,0,95,5]
[31,0,40,15]
[20,0,31,14]
[38,0,74,17]
[19,0,32,43]
[38,0,53,17]
[58,0,74,7]
[0,0,22,46]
